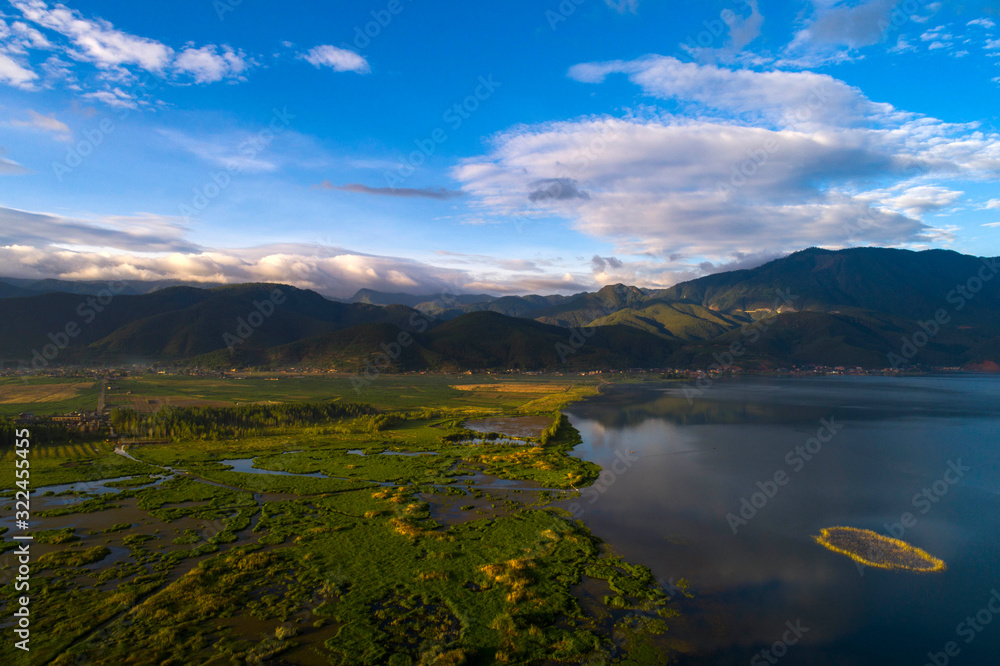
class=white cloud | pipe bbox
[985,199,1000,210]
[888,36,916,53]
[0,148,30,175]
[790,0,899,50]
[460,273,592,295]
[158,129,278,173]
[0,241,488,298]
[0,206,196,252]
[968,18,996,29]
[856,184,963,218]
[301,45,369,74]
[11,0,172,71]
[920,27,951,42]
[81,87,137,109]
[0,204,599,296]
[681,0,764,63]
[0,52,37,88]
[173,45,252,84]
[455,57,1000,267]
[455,117,932,259]
[10,109,71,140]
[568,55,904,129]
[2,1,262,104]
[604,0,639,13]
[727,0,765,53]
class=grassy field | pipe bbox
[105,373,602,412]
[0,374,685,664]
[0,377,101,417]
[0,372,616,418]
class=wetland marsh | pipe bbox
[0,375,681,665]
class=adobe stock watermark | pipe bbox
[716,136,780,197]
[922,589,1000,666]
[676,0,759,59]
[884,460,970,541]
[213,0,244,20]
[556,326,598,364]
[223,288,286,350]
[351,286,463,391]
[879,0,936,40]
[657,575,691,601]
[855,459,969,577]
[545,0,588,31]
[750,619,810,665]
[716,84,828,197]
[683,289,800,404]
[383,77,501,188]
[512,122,625,235]
[342,0,415,51]
[18,281,127,376]
[726,417,844,535]
[887,257,999,369]
[180,107,295,222]
[568,447,640,517]
[52,74,160,181]
[842,162,930,243]
[844,205,882,244]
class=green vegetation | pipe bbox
[38,545,111,570]
[110,401,381,439]
[32,527,79,544]
[587,301,751,341]
[0,440,161,488]
[0,374,680,664]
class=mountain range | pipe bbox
[2,247,998,372]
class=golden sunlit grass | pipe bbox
[0,382,86,404]
[814,526,946,573]
[480,558,539,604]
[450,383,571,393]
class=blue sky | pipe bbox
[1,0,999,297]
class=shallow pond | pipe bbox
[462,415,554,438]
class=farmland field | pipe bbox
[106,374,602,412]
[0,378,100,416]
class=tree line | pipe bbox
[0,420,108,447]
[110,402,384,439]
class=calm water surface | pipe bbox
[563,375,1000,665]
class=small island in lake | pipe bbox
[814,527,947,573]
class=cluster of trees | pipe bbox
[110,402,381,439]
[0,419,108,447]
[538,412,564,446]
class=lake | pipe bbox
[562,375,1000,665]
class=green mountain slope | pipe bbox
[532,284,649,327]
[3,247,999,371]
[86,285,425,361]
[656,247,1000,325]
[0,284,428,364]
[195,311,680,372]
[588,302,752,341]
[671,310,982,369]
